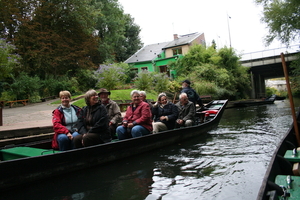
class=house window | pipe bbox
[141,67,148,71]
[172,48,182,56]
[159,65,170,77]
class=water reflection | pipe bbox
[1,99,300,200]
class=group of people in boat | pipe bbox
[52,80,204,151]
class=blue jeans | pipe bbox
[57,132,80,151]
[116,125,150,140]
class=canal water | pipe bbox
[2,99,300,200]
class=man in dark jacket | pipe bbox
[181,80,203,108]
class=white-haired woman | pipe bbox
[73,89,111,147]
[139,91,153,110]
[152,92,178,133]
[116,90,153,140]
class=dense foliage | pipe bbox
[255,0,300,46]
[170,45,251,99]
[256,0,300,95]
[0,0,142,101]
[0,38,21,81]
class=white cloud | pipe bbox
[119,0,287,55]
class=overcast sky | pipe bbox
[118,0,290,56]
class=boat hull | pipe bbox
[257,108,300,200]
[234,94,276,107]
[0,100,228,191]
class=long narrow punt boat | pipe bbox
[233,94,276,107]
[257,107,300,200]
[0,100,227,191]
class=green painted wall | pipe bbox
[130,61,154,72]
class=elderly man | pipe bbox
[98,88,122,139]
[175,92,195,127]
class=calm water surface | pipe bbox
[2,99,300,200]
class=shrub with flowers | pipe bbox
[95,63,127,91]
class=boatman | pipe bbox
[181,79,204,109]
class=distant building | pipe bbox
[124,32,205,79]
[265,79,287,91]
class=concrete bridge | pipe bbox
[240,44,299,98]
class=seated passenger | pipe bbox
[52,90,81,151]
[139,90,153,110]
[116,90,152,140]
[175,92,195,127]
[152,93,178,133]
[73,89,111,148]
[98,88,122,139]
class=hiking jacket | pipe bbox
[52,105,81,149]
[122,101,153,132]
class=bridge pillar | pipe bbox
[250,72,255,98]
[251,73,266,99]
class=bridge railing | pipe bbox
[241,44,300,61]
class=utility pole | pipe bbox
[227,13,232,48]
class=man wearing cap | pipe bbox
[181,80,204,108]
[98,88,122,139]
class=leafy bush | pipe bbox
[152,72,170,93]
[266,87,278,97]
[10,72,41,101]
[74,69,97,92]
[134,70,153,91]
[40,75,80,97]
[0,38,21,81]
[95,64,127,91]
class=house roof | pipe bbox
[124,32,204,64]
[124,42,169,64]
[163,32,203,49]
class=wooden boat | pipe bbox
[0,99,228,191]
[233,94,276,107]
[257,107,300,200]
[275,95,286,100]
[0,127,54,148]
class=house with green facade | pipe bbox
[125,32,206,79]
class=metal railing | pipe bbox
[241,44,300,61]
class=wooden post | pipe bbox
[173,92,177,104]
[0,107,2,126]
[281,53,300,145]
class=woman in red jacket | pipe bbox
[116,90,153,140]
[52,91,81,151]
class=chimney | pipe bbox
[173,34,178,40]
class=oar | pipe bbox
[281,52,300,146]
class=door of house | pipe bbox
[159,65,170,76]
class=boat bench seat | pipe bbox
[0,147,59,161]
[275,175,300,196]
[284,148,300,176]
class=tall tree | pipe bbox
[0,0,100,78]
[255,0,300,46]
[92,0,142,63]
[115,14,143,62]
